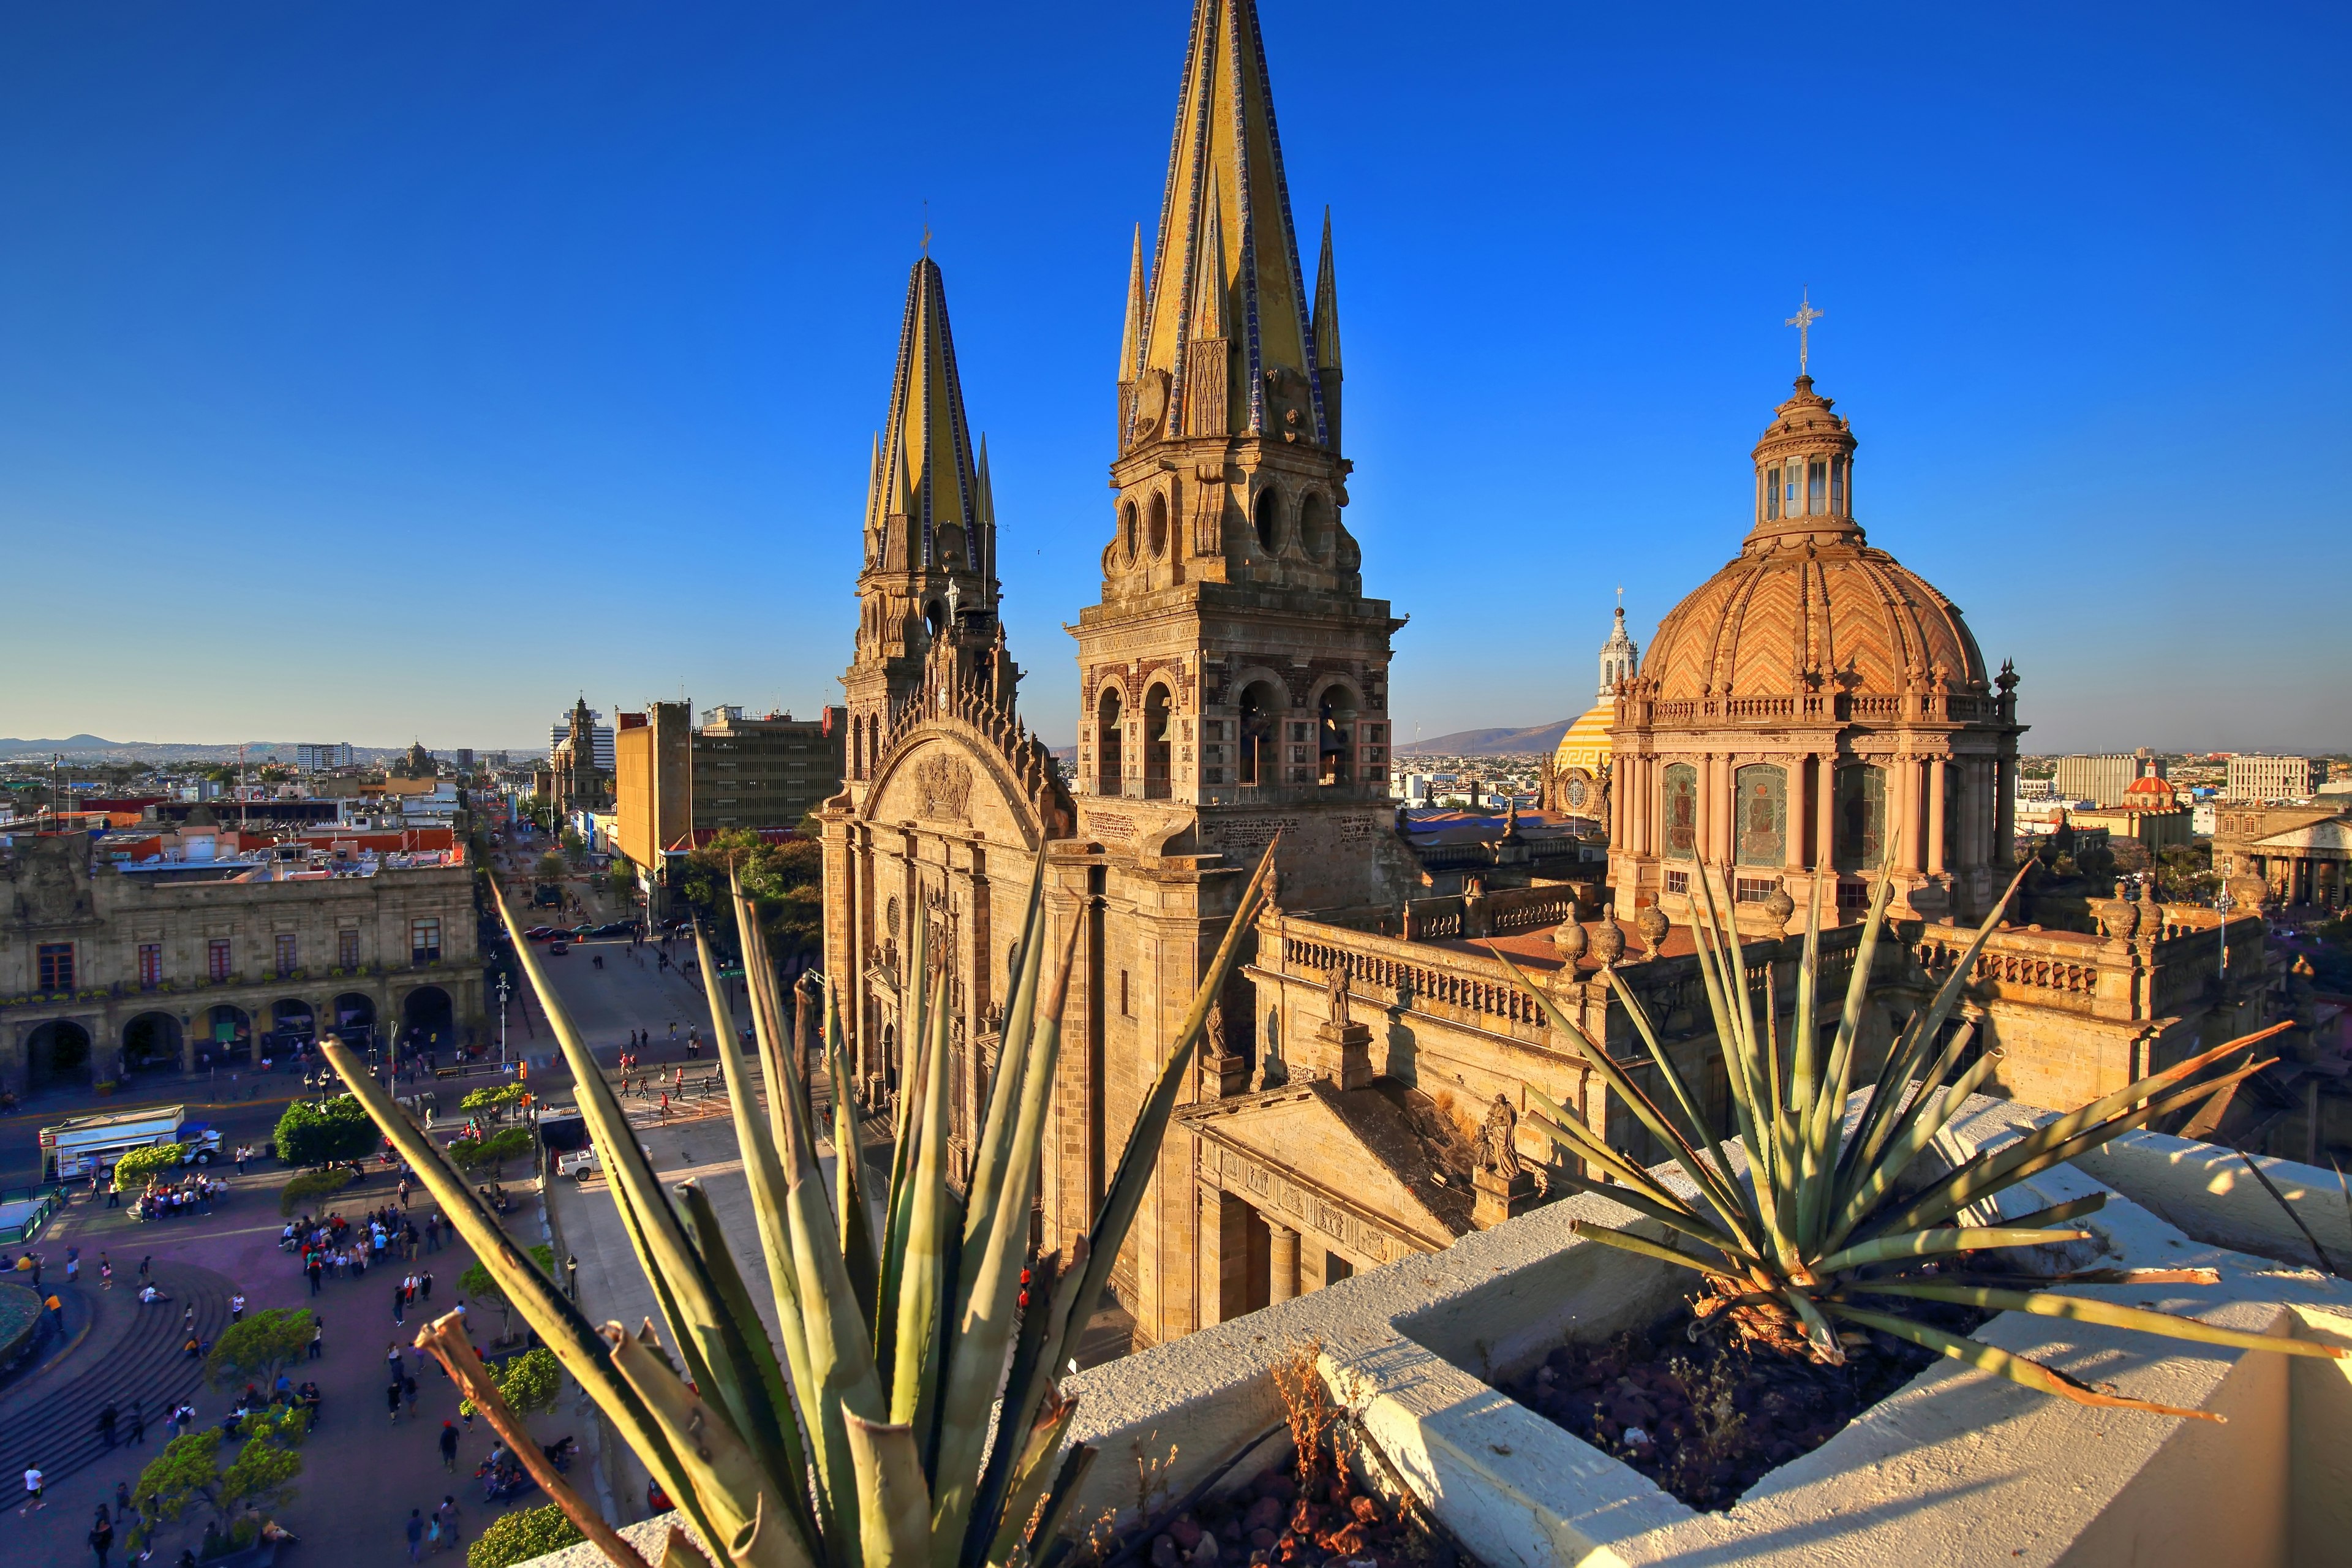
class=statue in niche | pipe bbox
[1479,1094,1522,1180]
[1250,1007,1285,1092]
[1206,1000,1228,1058]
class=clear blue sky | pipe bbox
[2,3,2345,753]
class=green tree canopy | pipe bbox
[679,829,823,964]
[451,1126,532,1173]
[278,1167,353,1218]
[467,1502,584,1568]
[206,1308,314,1390]
[272,1095,377,1166]
[461,1243,556,1342]
[534,851,568,884]
[110,1142,186,1188]
[459,1082,526,1118]
[459,1344,562,1420]
[130,1407,306,1552]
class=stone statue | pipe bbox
[1479,1093,1521,1179]
[1206,1000,1227,1058]
[1326,960,1351,1031]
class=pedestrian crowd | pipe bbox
[127,1175,228,1223]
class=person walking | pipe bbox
[89,1505,115,1566]
[438,1419,459,1472]
[387,1379,403,1424]
[113,1482,130,1520]
[386,1343,403,1385]
[235,1145,248,1176]
[435,1494,463,1553]
[99,1256,113,1290]
[392,1280,406,1327]
[21,1463,45,1513]
[65,1247,78,1286]
[127,1400,145,1446]
[97,1401,118,1449]
[308,1319,323,1361]
[405,1507,426,1562]
[418,1270,433,1303]
[229,1293,246,1324]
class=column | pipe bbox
[1816,754,1837,878]
[1928,757,1948,875]
[1897,758,1922,873]
[1268,1221,1300,1303]
[1995,752,2017,867]
[1785,756,1809,872]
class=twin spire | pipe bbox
[1117,0,1341,448]
[864,256,994,601]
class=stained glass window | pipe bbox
[1835,765,1887,872]
[1735,764,1786,866]
[1663,763,1698,861]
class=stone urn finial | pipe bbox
[1589,903,1627,968]
[2098,878,2139,942]
[1763,884,1796,938]
[2136,874,2163,940]
[1552,916,1589,968]
[1635,902,1670,962]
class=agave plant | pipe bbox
[1488,856,2347,1419]
[322,840,1278,1567]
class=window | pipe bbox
[1785,461,1802,509]
[1765,470,1779,520]
[1837,879,1872,911]
[1734,764,1787,866]
[1665,869,1690,896]
[275,933,298,978]
[209,939,233,981]
[338,929,360,970]
[1831,459,1845,513]
[411,919,442,964]
[37,942,75,992]
[1735,876,1780,903]
[1834,765,1888,872]
[1807,459,1826,515]
[139,944,162,990]
[1662,763,1698,860]
[1119,970,1131,1017]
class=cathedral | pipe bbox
[821,0,2277,1346]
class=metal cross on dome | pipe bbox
[1785,289,1824,375]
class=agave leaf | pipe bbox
[663,1526,718,1568]
[958,858,1050,1276]
[930,926,1081,1566]
[1544,1170,1743,1256]
[499,886,763,1457]
[1790,861,1832,1250]
[980,1396,1077,1568]
[317,1031,724,1556]
[1808,851,1899,1207]
[892,970,956,1430]
[1005,1441,1096,1568]
[1988,1192,2108,1231]
[1684,873,1782,1254]
[825,978,881,1335]
[1812,1225,2090,1276]
[1048,840,1280,1380]
[1498,945,1758,1253]
[1853,1283,2352,1360]
[1822,1302,2223,1421]
[843,1411,931,1568]
[1594,967,1760,1248]
[1877,1045,2282,1237]
[678,1179,821,1555]
[1569,1218,1739,1280]
[1834,1016,1984,1218]
[608,1321,819,1567]
[1526,1104,1703,1216]
[962,1250,1064,1568]
[1823,1035,2003,1249]
[877,905,933,1374]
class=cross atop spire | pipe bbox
[1785,288,1824,376]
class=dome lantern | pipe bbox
[1750,375,1860,548]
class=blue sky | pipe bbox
[1,2,2345,753]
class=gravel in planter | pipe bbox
[1501,1295,1991,1512]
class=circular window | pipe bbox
[1253,488,1281,554]
[886,898,901,935]
[1565,775,1589,809]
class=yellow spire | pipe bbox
[864,430,884,536]
[1188,169,1230,341]
[1119,224,1147,383]
[1311,206,1341,375]
[875,255,987,590]
[975,434,996,589]
[1139,0,1327,445]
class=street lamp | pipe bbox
[497,974,512,1068]
[2214,884,2236,980]
[565,1253,579,1301]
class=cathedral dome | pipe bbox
[1641,378,1987,704]
[1553,703,1614,775]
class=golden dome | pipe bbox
[1642,377,1987,704]
[1553,702,1614,774]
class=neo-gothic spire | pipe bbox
[1119,224,1147,382]
[1311,206,1341,374]
[870,256,993,601]
[1134,0,1330,447]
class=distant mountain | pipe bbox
[0,735,120,755]
[0,736,416,763]
[1393,720,1573,757]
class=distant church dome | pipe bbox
[1640,376,1987,704]
[1548,603,1638,815]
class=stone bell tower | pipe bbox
[1073,0,1409,911]
[841,254,1017,804]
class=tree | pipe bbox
[559,827,585,864]
[272,1095,377,1166]
[461,1244,556,1343]
[206,1309,314,1390]
[111,1142,187,1188]
[467,1502,584,1568]
[459,1345,561,1420]
[130,1407,306,1555]
[679,829,824,970]
[458,1082,526,1121]
[451,1126,532,1174]
[278,1167,353,1218]
[534,851,568,884]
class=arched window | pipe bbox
[1237,680,1281,788]
[1316,684,1357,785]
[1096,687,1125,796]
[1662,763,1698,861]
[1145,491,1170,559]
[1835,764,1887,872]
[1298,491,1333,562]
[1144,684,1174,798]
[1253,486,1281,554]
[924,600,943,639]
[1734,764,1787,865]
[1120,500,1138,564]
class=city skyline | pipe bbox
[2,3,2345,752]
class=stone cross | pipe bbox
[1785,289,1823,375]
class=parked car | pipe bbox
[547,941,570,956]
[524,927,559,941]
[570,924,596,938]
[593,922,633,937]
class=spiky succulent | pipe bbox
[323,841,1277,1567]
[1491,856,2345,1419]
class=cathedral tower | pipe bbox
[842,255,1017,801]
[1076,0,1406,913]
